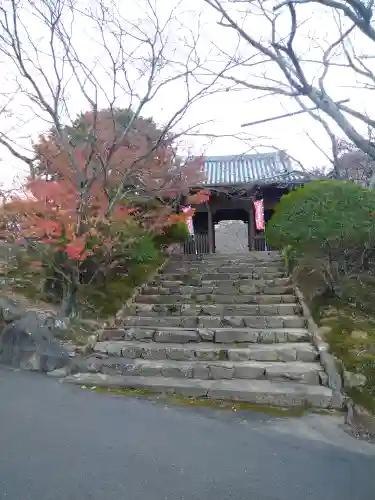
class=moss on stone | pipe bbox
[168,397,309,417]
[218,349,228,361]
[55,318,99,345]
[311,408,343,416]
[1,259,46,302]
[90,385,311,417]
[312,297,375,414]
[93,386,155,397]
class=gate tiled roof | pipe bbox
[202,152,310,186]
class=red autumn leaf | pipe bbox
[1,109,208,264]
[65,237,87,261]
[187,189,211,204]
[39,219,62,237]
[113,205,137,218]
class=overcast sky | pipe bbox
[0,0,373,187]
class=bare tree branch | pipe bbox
[0,0,234,191]
[203,0,375,186]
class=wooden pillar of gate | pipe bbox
[207,202,214,254]
[248,197,255,251]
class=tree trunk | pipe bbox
[61,278,78,317]
[60,263,80,317]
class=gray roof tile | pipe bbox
[202,152,309,186]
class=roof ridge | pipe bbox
[200,152,309,186]
[203,152,279,161]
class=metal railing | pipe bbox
[254,234,276,251]
[182,233,210,255]
[178,233,275,255]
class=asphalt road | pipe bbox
[1,367,375,500]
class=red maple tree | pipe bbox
[0,109,209,314]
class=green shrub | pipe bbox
[166,222,190,242]
[77,255,165,317]
[267,180,375,252]
[281,245,296,274]
[340,273,375,314]
[154,222,189,248]
[13,219,164,314]
[268,181,375,296]
[128,233,160,263]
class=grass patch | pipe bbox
[312,297,375,414]
[168,397,309,417]
[89,386,312,417]
[290,261,375,415]
[77,256,165,318]
[93,386,155,397]
[53,317,99,345]
[311,408,342,416]
[1,256,46,302]
[0,252,165,320]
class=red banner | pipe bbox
[253,199,265,230]
[182,206,194,235]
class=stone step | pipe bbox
[148,280,293,295]
[152,276,291,286]
[123,303,302,317]
[160,271,286,281]
[171,263,285,270]
[144,285,294,296]
[76,357,325,385]
[135,293,297,305]
[168,259,284,265]
[119,315,306,329]
[94,339,318,362]
[64,374,335,408]
[172,251,282,262]
[166,265,285,273]
[101,326,310,344]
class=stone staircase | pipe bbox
[67,252,336,408]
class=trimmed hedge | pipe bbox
[267,180,375,252]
